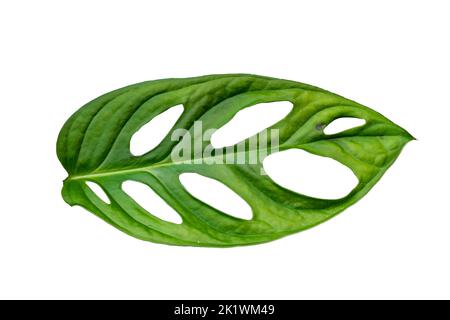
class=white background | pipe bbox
[1,0,449,300]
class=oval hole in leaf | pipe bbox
[179,173,253,220]
[210,101,293,148]
[324,117,366,135]
[122,180,183,224]
[263,149,359,199]
[130,104,184,156]
[86,181,110,204]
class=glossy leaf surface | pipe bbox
[57,74,413,247]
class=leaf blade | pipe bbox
[57,74,413,247]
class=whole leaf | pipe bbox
[57,74,413,247]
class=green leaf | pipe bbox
[57,74,414,247]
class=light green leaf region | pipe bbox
[57,74,413,247]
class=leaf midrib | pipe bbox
[66,134,405,181]
[67,147,276,181]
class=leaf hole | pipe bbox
[263,149,358,199]
[130,104,184,156]
[323,117,366,135]
[179,173,253,220]
[86,181,110,204]
[210,101,293,148]
[122,180,183,224]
